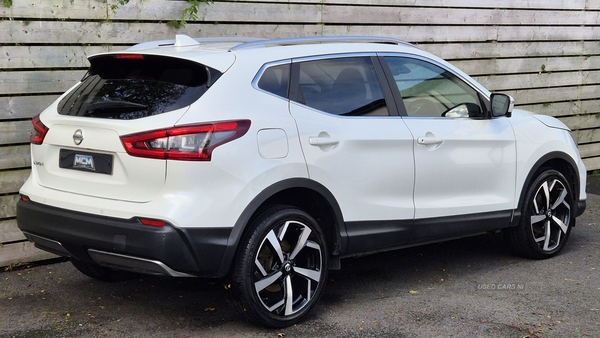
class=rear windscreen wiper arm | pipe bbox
[84,100,147,112]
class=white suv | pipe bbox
[18,35,587,327]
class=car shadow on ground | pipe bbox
[320,231,510,302]
[4,178,597,337]
[3,210,596,337]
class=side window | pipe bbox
[294,57,389,116]
[257,63,290,98]
[384,57,483,118]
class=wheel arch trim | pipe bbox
[215,178,345,277]
[513,151,582,226]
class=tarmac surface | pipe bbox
[1,176,599,337]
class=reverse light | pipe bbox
[120,120,251,161]
[30,114,49,145]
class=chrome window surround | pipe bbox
[252,53,378,96]
[254,53,393,118]
[377,52,490,100]
[252,59,292,98]
[252,52,488,119]
[290,53,392,118]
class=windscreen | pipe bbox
[58,54,220,119]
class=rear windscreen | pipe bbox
[58,54,221,119]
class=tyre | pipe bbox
[505,169,574,259]
[231,206,328,328]
[70,258,137,282]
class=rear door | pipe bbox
[287,55,415,254]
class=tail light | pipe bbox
[138,218,166,227]
[120,120,251,161]
[31,114,49,145]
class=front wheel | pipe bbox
[505,169,574,259]
[231,206,328,328]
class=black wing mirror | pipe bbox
[490,93,514,118]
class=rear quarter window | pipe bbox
[256,64,290,98]
[58,55,221,120]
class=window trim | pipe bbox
[288,53,400,118]
[254,52,491,119]
[288,53,378,107]
[376,53,491,118]
[251,59,292,99]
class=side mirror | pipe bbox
[490,93,514,118]
[443,103,483,118]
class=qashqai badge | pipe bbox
[73,129,84,145]
[73,154,95,171]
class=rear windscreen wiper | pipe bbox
[84,100,147,112]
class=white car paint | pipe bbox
[20,35,587,260]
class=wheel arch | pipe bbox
[513,151,581,226]
[216,178,345,277]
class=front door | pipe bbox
[381,55,517,240]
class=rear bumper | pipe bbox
[17,199,232,278]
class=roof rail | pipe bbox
[229,36,417,51]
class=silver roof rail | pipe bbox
[126,35,417,52]
[229,36,417,51]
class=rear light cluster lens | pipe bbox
[120,120,251,161]
[31,114,49,145]
[138,218,166,227]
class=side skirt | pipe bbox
[341,210,513,258]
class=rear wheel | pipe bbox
[70,258,137,282]
[505,169,574,259]
[231,206,328,328]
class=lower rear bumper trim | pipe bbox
[87,249,195,277]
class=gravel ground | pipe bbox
[1,180,599,338]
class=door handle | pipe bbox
[309,137,339,146]
[417,137,443,145]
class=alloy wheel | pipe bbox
[529,178,571,252]
[253,219,324,317]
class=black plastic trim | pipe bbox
[17,200,231,277]
[344,219,412,256]
[371,56,401,116]
[513,151,583,224]
[342,210,512,257]
[577,200,586,217]
[214,178,345,277]
[376,55,408,116]
[410,210,512,243]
